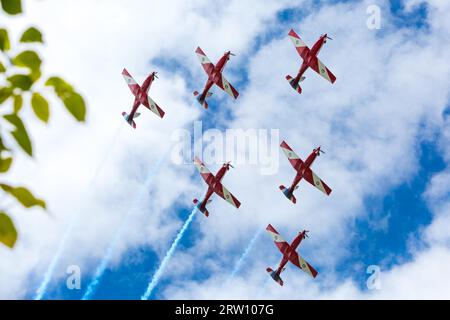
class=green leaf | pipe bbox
[0,136,8,151]
[13,94,23,113]
[30,69,41,82]
[45,76,86,122]
[0,0,22,15]
[31,92,49,123]
[3,114,32,156]
[12,50,42,72]
[0,156,12,172]
[20,27,43,43]
[62,92,86,122]
[45,76,74,96]
[0,184,46,209]
[7,74,33,91]
[0,61,5,72]
[0,28,10,51]
[0,212,17,248]
[0,87,12,103]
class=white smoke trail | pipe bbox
[34,215,77,300]
[141,208,197,300]
[81,155,166,300]
[34,122,123,300]
[225,227,264,283]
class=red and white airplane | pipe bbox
[193,47,239,109]
[121,68,165,128]
[286,29,336,94]
[193,157,241,217]
[266,224,318,286]
[279,140,332,204]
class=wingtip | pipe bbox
[288,28,298,37]
[193,156,202,164]
[280,140,289,148]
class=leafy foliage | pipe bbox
[1,0,22,15]
[20,27,43,43]
[0,0,87,248]
[0,212,17,248]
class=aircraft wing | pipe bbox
[122,68,141,96]
[195,47,215,76]
[213,182,241,208]
[288,251,318,278]
[302,167,332,195]
[280,141,304,170]
[266,224,291,255]
[308,55,336,83]
[193,157,215,185]
[214,74,239,99]
[138,94,165,118]
[288,29,310,60]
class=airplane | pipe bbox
[286,28,336,94]
[279,140,332,204]
[121,68,165,128]
[266,224,318,286]
[193,157,241,217]
[193,47,239,109]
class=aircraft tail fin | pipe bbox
[193,91,209,109]
[266,268,284,286]
[122,112,136,129]
[286,75,302,94]
[193,198,209,217]
[279,185,297,204]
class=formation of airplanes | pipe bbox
[121,28,336,286]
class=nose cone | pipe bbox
[224,162,233,170]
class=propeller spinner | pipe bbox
[225,161,234,169]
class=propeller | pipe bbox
[153,71,159,79]
[225,161,234,169]
[323,34,333,43]
[304,230,310,238]
[317,147,326,156]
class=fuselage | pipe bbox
[200,164,229,210]
[129,73,156,119]
[295,35,327,82]
[201,52,232,99]
[289,148,321,193]
[276,231,307,274]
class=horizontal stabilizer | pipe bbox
[122,112,136,129]
[279,185,296,204]
[266,268,284,286]
[195,93,209,109]
[193,198,209,217]
[286,75,302,94]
